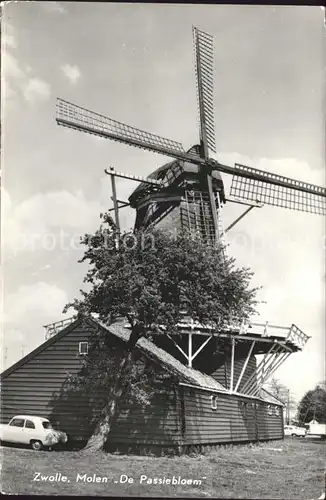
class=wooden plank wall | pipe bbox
[180,386,283,446]
[109,389,181,446]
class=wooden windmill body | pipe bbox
[56,27,324,399]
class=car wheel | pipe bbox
[291,433,297,437]
[31,440,43,451]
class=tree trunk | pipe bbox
[83,327,140,452]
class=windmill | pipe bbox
[55,27,324,398]
[56,27,325,248]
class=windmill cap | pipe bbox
[129,145,225,208]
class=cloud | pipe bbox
[3,52,25,80]
[2,25,51,106]
[3,52,51,105]
[3,188,103,257]
[4,282,68,323]
[23,76,51,103]
[2,23,17,49]
[40,2,67,14]
[61,63,81,85]
[2,282,69,369]
[22,77,51,104]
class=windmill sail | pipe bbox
[192,27,222,246]
[56,98,187,160]
[229,163,326,215]
[193,27,216,156]
[181,190,226,248]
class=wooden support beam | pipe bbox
[250,353,291,398]
[191,335,212,363]
[229,336,236,392]
[234,340,256,393]
[225,196,264,208]
[188,332,193,368]
[249,352,283,396]
[249,347,283,390]
[225,205,255,233]
[104,167,162,186]
[107,198,130,212]
[108,168,121,236]
[260,347,269,383]
[167,334,189,363]
[246,349,289,396]
[241,344,280,394]
[259,352,290,387]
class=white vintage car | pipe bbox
[284,424,306,437]
[0,415,68,451]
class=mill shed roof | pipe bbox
[1,316,225,393]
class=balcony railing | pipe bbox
[44,316,76,340]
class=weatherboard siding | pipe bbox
[0,323,91,425]
[179,386,283,446]
[256,404,284,440]
[109,391,181,446]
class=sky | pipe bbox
[1,2,325,403]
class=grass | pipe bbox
[0,438,325,498]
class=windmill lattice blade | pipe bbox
[193,27,216,155]
[56,98,186,159]
[230,164,326,215]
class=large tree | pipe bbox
[296,382,326,424]
[65,213,260,451]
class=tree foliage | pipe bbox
[66,213,259,333]
[266,378,296,407]
[297,382,326,424]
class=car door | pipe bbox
[7,418,25,443]
[22,419,37,444]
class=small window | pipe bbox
[274,406,280,416]
[79,342,88,355]
[268,405,273,415]
[211,395,218,410]
[25,419,35,429]
[9,418,25,428]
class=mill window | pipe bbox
[211,395,218,410]
[79,342,89,355]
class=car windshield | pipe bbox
[42,421,53,429]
